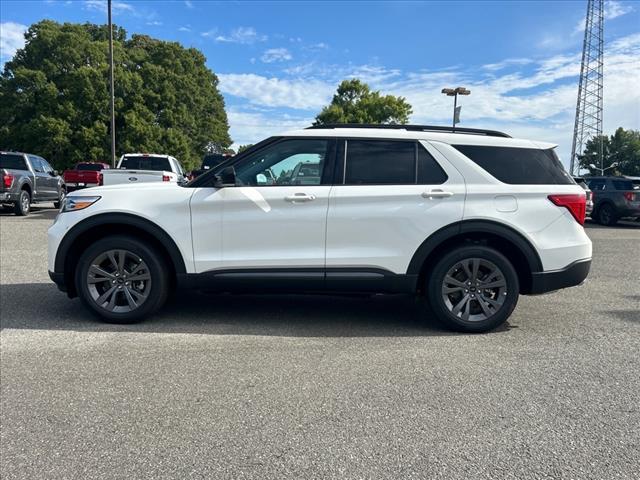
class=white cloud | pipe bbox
[146,21,163,26]
[573,0,635,34]
[0,22,27,60]
[218,74,333,109]
[260,48,292,63]
[227,109,312,147]
[83,0,134,14]
[482,58,534,71]
[214,27,267,44]
[201,29,217,38]
[184,0,194,8]
[179,26,191,32]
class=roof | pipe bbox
[281,124,557,149]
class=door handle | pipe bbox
[422,189,454,199]
[285,193,316,203]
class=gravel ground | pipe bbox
[1,205,639,479]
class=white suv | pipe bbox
[48,125,592,332]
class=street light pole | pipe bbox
[108,0,116,168]
[441,87,470,132]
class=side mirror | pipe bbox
[256,173,268,185]
[52,170,59,176]
[214,166,237,188]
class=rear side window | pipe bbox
[453,145,574,185]
[0,154,27,170]
[588,179,606,191]
[345,140,415,185]
[612,180,633,190]
[344,140,447,185]
[77,163,104,171]
[120,156,171,171]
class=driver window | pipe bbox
[29,156,45,173]
[234,139,328,186]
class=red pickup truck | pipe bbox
[63,162,110,191]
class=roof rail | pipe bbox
[306,124,511,138]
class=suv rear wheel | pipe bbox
[426,245,519,333]
[596,203,617,226]
[75,235,169,323]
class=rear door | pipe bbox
[28,156,56,200]
[325,139,465,277]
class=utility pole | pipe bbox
[570,0,604,176]
[441,87,470,131]
[108,0,116,168]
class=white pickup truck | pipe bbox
[100,154,187,186]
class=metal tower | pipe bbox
[570,0,604,176]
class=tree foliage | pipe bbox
[578,127,640,176]
[0,20,231,170]
[314,79,412,126]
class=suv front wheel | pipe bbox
[75,235,169,323]
[426,245,519,333]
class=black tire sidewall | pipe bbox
[598,204,616,226]
[75,235,169,323]
[426,245,519,333]
[14,190,30,216]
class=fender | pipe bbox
[54,212,187,275]
[406,219,543,275]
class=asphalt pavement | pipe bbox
[1,204,639,479]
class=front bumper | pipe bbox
[529,258,591,294]
[49,270,67,292]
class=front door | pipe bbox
[29,156,56,200]
[190,138,335,281]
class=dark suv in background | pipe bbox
[1,151,66,216]
[587,176,640,226]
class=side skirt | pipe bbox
[177,268,418,294]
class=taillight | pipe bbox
[162,175,171,182]
[98,173,103,186]
[548,194,586,225]
[623,192,635,202]
[2,172,13,189]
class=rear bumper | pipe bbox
[529,258,591,294]
[1,191,19,202]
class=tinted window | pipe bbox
[234,139,328,186]
[40,158,53,172]
[77,163,105,171]
[0,154,27,170]
[454,145,574,185]
[120,156,171,171]
[417,144,448,184]
[588,179,606,191]
[202,154,228,170]
[612,180,633,190]
[345,140,415,185]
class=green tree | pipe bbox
[237,144,253,153]
[579,128,640,176]
[0,20,231,171]
[314,79,412,126]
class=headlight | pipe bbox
[60,196,101,213]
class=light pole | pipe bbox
[108,0,116,167]
[589,161,618,176]
[441,86,470,131]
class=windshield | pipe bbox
[77,163,105,171]
[0,153,27,170]
[119,156,171,171]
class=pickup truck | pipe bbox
[63,162,110,192]
[587,176,640,226]
[101,154,187,186]
[1,151,66,216]
[189,153,232,180]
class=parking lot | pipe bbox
[1,205,639,479]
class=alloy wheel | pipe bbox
[86,249,152,313]
[441,257,508,322]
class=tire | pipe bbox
[53,188,66,209]
[425,245,520,333]
[596,203,617,226]
[75,235,170,323]
[13,190,31,216]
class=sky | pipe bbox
[1,0,639,165]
